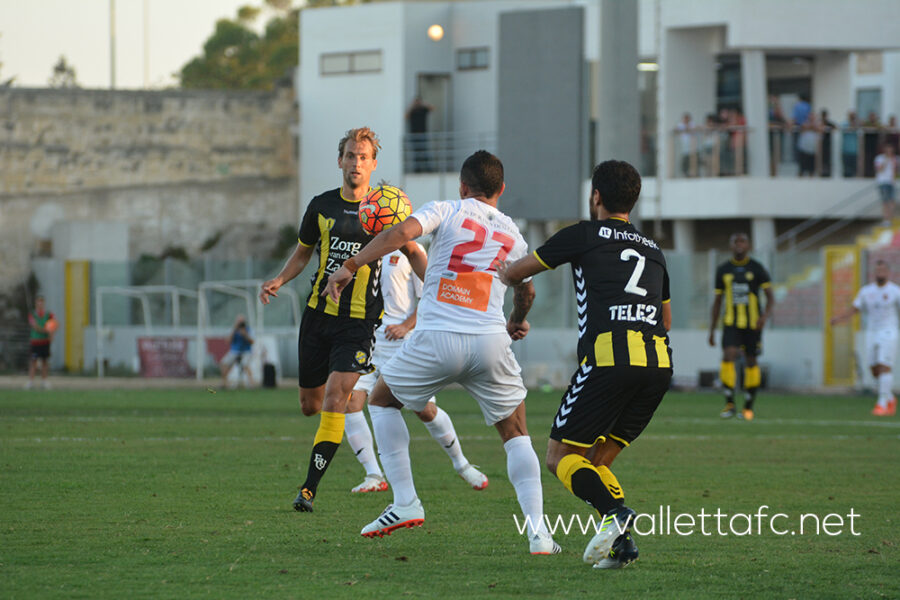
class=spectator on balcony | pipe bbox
[862,112,882,177]
[791,93,812,163]
[886,115,899,154]
[700,113,719,176]
[676,112,695,177]
[875,143,898,225]
[819,109,837,177]
[406,96,434,173]
[768,95,787,175]
[796,114,819,177]
[841,111,860,177]
[731,108,747,175]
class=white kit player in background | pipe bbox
[831,259,900,416]
[325,151,560,555]
[344,245,489,493]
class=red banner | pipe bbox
[137,337,194,378]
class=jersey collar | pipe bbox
[607,216,630,224]
[339,186,372,203]
[730,256,750,266]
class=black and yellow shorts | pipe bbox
[297,309,378,388]
[549,363,671,449]
[721,326,762,357]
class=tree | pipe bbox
[48,56,78,88]
[179,2,299,90]
[178,0,375,90]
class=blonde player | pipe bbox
[345,246,489,493]
[325,150,559,555]
[831,259,900,416]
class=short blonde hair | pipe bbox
[338,127,381,159]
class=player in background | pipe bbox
[830,259,900,416]
[499,159,672,569]
[26,295,55,390]
[346,245,488,493]
[708,233,775,420]
[259,127,426,513]
[325,150,560,555]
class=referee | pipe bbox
[500,159,672,569]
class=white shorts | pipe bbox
[381,330,527,425]
[865,329,898,368]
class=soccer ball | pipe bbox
[358,185,412,235]
[45,318,58,334]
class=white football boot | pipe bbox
[350,474,389,494]
[456,464,489,490]
[583,507,636,564]
[361,499,425,538]
[529,531,562,555]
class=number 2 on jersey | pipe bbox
[447,218,514,273]
[621,248,648,297]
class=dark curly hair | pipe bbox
[591,160,641,214]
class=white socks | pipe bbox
[877,372,894,408]
[369,404,418,507]
[344,410,383,477]
[504,435,548,538]
[422,404,468,471]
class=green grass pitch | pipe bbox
[1,386,898,599]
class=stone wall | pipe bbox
[0,87,298,291]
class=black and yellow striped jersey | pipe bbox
[298,188,383,320]
[533,218,672,369]
[714,257,771,330]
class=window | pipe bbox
[320,50,382,75]
[456,47,489,71]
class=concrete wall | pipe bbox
[661,0,900,50]
[0,87,298,293]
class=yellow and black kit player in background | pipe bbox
[708,232,775,420]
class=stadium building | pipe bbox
[7,0,900,391]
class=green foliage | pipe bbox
[179,3,299,91]
[1,388,898,598]
[48,55,78,88]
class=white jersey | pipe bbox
[853,281,900,333]
[410,198,528,334]
[380,248,423,328]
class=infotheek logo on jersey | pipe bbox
[599,227,612,239]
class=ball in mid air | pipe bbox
[358,185,412,235]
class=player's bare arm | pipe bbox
[829,305,860,326]
[497,255,548,287]
[756,286,776,331]
[507,281,535,340]
[400,240,428,281]
[662,301,672,331]
[708,294,723,346]
[260,242,315,304]
[325,217,424,302]
[385,312,416,341]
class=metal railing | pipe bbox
[403,131,497,174]
[669,125,900,179]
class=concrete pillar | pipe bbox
[741,49,769,178]
[751,217,776,254]
[596,0,639,167]
[673,219,695,253]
